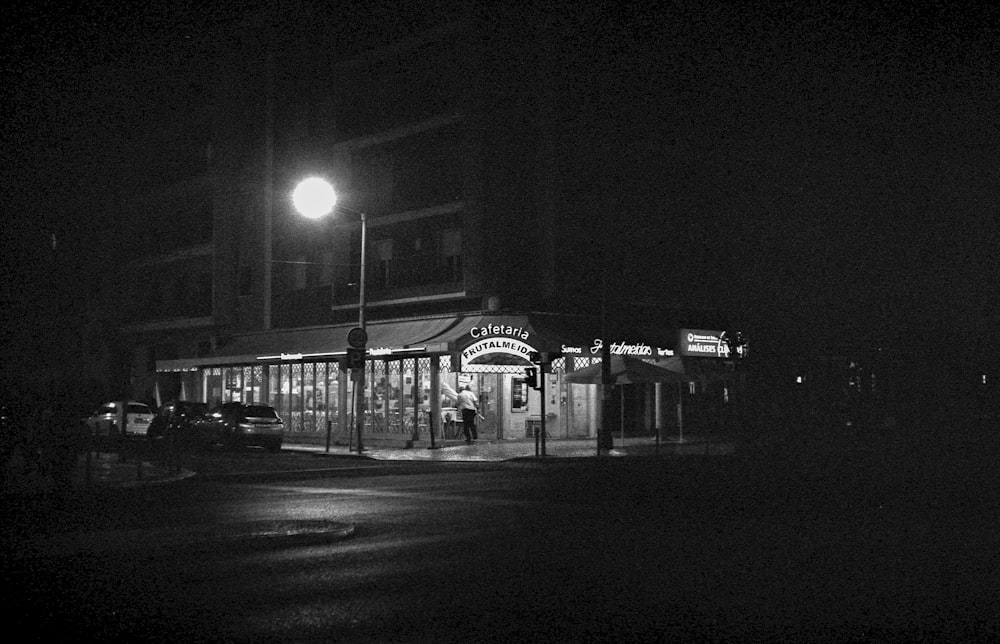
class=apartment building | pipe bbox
[114,8,741,446]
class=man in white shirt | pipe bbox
[456,385,479,443]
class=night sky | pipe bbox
[4,2,1000,361]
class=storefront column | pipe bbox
[410,358,420,442]
[430,357,441,442]
[338,368,349,443]
[262,365,270,404]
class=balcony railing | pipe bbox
[333,253,462,306]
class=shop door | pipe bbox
[476,373,499,439]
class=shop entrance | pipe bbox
[439,365,600,441]
[439,372,500,439]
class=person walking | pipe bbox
[456,385,479,444]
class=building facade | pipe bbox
[110,8,744,445]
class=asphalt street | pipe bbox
[3,430,1000,642]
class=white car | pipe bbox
[86,401,154,437]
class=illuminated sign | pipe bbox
[589,338,653,356]
[257,351,344,360]
[461,337,535,370]
[678,329,731,358]
[364,347,425,357]
[565,340,673,357]
[469,323,530,340]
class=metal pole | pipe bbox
[348,382,355,452]
[620,386,625,449]
[430,359,441,449]
[355,212,367,453]
[540,363,547,457]
[677,381,684,443]
[655,382,662,455]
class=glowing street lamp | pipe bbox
[292,176,367,451]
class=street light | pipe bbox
[292,176,367,451]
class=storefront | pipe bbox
[155,313,745,446]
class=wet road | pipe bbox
[4,443,1000,642]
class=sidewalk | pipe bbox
[2,434,736,495]
[284,434,736,462]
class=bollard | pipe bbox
[325,419,332,453]
[168,430,178,476]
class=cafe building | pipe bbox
[155,311,745,446]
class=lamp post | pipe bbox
[292,176,367,452]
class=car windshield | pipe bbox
[244,406,279,419]
[127,404,151,414]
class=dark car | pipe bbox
[195,402,284,452]
[148,401,211,447]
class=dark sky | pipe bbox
[4,1,1000,355]
[2,1,243,283]
[540,2,1000,350]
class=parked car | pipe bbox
[195,402,284,451]
[147,401,210,446]
[85,401,154,437]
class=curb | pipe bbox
[119,468,198,488]
[16,520,357,559]
[194,519,357,548]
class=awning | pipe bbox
[155,316,461,373]
[154,311,685,373]
[563,354,691,385]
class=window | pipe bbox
[334,40,463,139]
[373,240,393,289]
[319,251,334,286]
[293,254,307,290]
[238,265,253,297]
[392,127,464,211]
[511,379,528,411]
[353,124,465,213]
[440,228,462,282]
[148,279,162,311]
[196,271,212,302]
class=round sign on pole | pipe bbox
[347,327,368,348]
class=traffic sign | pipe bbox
[347,327,368,348]
[346,347,365,369]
